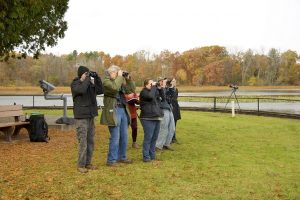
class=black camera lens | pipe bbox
[88,71,97,78]
[122,71,129,77]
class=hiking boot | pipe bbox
[132,142,139,149]
[163,145,174,151]
[172,139,180,144]
[86,164,98,170]
[118,159,133,164]
[77,167,88,173]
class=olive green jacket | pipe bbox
[123,79,136,94]
[100,76,131,126]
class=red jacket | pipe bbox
[125,93,139,119]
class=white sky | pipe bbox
[45,0,300,56]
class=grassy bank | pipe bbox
[0,111,299,199]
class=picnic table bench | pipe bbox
[0,105,30,142]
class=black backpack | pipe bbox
[29,114,49,142]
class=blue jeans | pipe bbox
[156,109,175,149]
[107,107,129,164]
[141,119,161,161]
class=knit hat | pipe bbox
[78,65,89,77]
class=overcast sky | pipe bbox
[45,0,300,56]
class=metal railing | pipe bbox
[0,94,299,119]
[178,96,300,119]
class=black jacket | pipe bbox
[140,86,163,119]
[166,87,181,121]
[159,88,172,111]
[71,76,103,119]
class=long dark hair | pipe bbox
[143,78,151,87]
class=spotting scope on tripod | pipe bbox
[224,84,241,110]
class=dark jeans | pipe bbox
[140,119,160,161]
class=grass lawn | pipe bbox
[0,111,299,199]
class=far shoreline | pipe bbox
[0,85,299,94]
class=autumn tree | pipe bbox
[158,50,175,78]
[240,49,255,85]
[278,50,298,85]
[203,61,225,85]
[98,51,111,68]
[253,54,269,85]
[0,0,69,61]
[1,47,299,86]
[221,57,241,85]
[176,46,229,85]
[176,69,188,84]
[123,54,138,80]
[267,48,281,85]
[133,50,151,85]
[111,55,124,67]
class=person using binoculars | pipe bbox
[123,75,140,149]
[100,65,133,167]
[166,78,181,144]
[155,77,176,151]
[71,65,103,173]
[139,79,164,162]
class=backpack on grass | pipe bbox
[29,114,49,142]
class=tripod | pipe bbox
[224,88,241,110]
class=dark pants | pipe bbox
[172,120,178,141]
[131,118,137,142]
[75,118,95,168]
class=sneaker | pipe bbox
[77,167,88,173]
[106,162,119,167]
[155,147,163,151]
[143,159,151,163]
[118,159,133,164]
[132,142,139,149]
[163,145,174,151]
[86,164,98,170]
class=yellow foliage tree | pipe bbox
[176,69,187,83]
